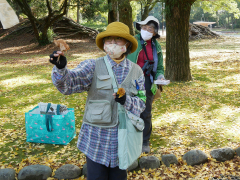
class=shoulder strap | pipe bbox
[103,56,118,93]
[140,37,150,61]
[103,56,124,113]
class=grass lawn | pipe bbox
[0,35,239,179]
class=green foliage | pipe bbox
[130,1,141,22]
[190,5,216,23]
[198,0,240,19]
[81,22,107,32]
[29,0,48,18]
[38,28,56,46]
[67,0,108,23]
[81,0,108,21]
[46,28,57,42]
[191,0,240,28]
[134,27,140,35]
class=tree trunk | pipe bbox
[165,0,195,82]
[77,0,80,23]
[108,0,118,23]
[232,14,234,29]
[40,24,50,44]
[142,4,150,20]
[29,18,40,41]
[162,1,164,35]
[13,0,21,18]
[66,0,71,17]
[227,15,230,29]
[141,0,157,21]
[118,0,134,35]
[216,11,219,27]
[15,0,68,45]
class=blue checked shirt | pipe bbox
[52,55,146,168]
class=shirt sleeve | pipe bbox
[124,74,146,117]
[51,59,96,95]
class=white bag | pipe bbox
[0,0,19,29]
[38,102,68,115]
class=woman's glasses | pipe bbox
[141,25,155,33]
[104,37,125,44]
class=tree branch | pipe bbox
[49,0,68,27]
[46,0,53,15]
[60,0,68,13]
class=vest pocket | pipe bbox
[130,79,138,95]
[97,75,112,89]
[86,100,111,124]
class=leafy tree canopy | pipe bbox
[195,0,240,19]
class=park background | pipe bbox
[0,0,240,179]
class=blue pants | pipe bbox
[141,75,154,146]
[86,156,127,180]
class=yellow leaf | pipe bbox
[12,134,18,139]
[38,145,45,149]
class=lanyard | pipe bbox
[103,56,118,93]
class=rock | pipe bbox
[82,163,87,177]
[210,148,235,162]
[161,154,178,167]
[17,165,52,180]
[54,164,81,179]
[183,150,208,166]
[236,147,240,157]
[0,168,15,180]
[128,160,138,171]
[139,156,160,169]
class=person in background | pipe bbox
[49,22,146,180]
[128,16,165,153]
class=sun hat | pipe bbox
[96,22,138,53]
[136,16,160,38]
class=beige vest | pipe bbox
[82,57,143,128]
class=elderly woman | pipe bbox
[49,22,146,180]
[128,16,165,154]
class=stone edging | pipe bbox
[0,147,239,180]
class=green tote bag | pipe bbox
[104,56,143,170]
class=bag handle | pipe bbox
[56,104,60,115]
[103,56,125,116]
[46,103,51,113]
[45,103,61,132]
[46,103,53,132]
[104,56,118,93]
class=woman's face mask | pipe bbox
[141,29,153,41]
[104,43,127,59]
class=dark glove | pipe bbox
[49,51,67,69]
[115,93,126,105]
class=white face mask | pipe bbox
[141,29,153,41]
[104,43,127,59]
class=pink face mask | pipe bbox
[104,43,127,59]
